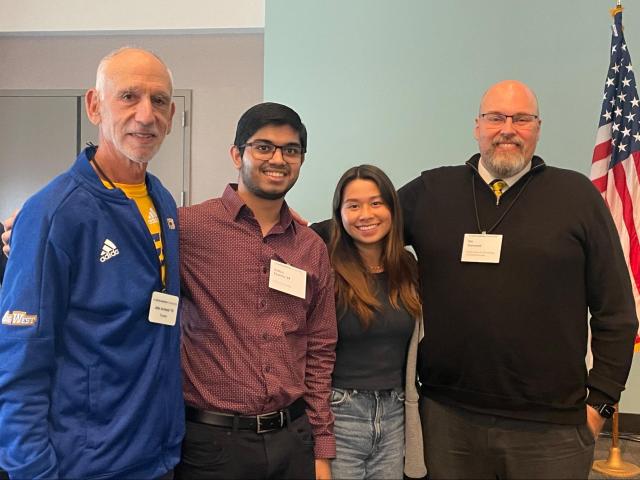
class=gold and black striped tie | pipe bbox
[490,179,508,205]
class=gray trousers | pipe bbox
[420,397,596,480]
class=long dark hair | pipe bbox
[329,164,421,328]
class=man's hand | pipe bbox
[315,458,332,480]
[586,404,607,440]
[2,209,18,257]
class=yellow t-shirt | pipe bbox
[102,180,166,287]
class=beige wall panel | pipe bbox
[0,34,263,206]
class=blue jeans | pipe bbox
[330,388,405,480]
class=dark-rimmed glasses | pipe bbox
[240,141,305,164]
[479,113,539,129]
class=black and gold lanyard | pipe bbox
[89,152,168,292]
[471,174,533,234]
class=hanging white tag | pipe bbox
[148,291,179,326]
[461,233,503,264]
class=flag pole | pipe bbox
[591,4,640,474]
[592,404,640,477]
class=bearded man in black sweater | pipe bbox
[400,80,638,479]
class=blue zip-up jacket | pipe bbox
[0,146,184,479]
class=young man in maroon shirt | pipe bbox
[175,103,337,480]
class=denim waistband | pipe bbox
[332,387,403,396]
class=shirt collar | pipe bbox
[477,157,532,191]
[221,183,296,233]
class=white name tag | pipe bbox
[148,291,179,326]
[269,259,307,299]
[461,233,503,264]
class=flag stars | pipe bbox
[622,127,631,137]
[603,110,613,121]
[613,44,617,54]
[618,142,628,152]
[611,98,617,107]
[606,77,615,87]
[618,92,627,102]
[613,122,620,132]
[634,132,640,143]
[625,112,636,122]
[615,106,623,117]
[623,43,628,52]
[613,63,621,73]
[632,97,640,108]
[623,77,632,87]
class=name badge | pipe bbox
[269,259,307,299]
[148,291,179,326]
[461,233,503,264]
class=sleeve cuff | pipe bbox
[313,434,336,459]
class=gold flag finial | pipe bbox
[611,1,623,17]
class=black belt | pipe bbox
[185,397,307,434]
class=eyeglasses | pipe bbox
[479,113,539,129]
[240,141,305,164]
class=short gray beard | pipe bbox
[482,149,529,178]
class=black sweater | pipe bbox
[399,154,638,424]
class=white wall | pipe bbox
[0,0,264,33]
[0,33,264,204]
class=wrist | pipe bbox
[588,403,616,419]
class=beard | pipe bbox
[240,161,297,200]
[482,137,530,178]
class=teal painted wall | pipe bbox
[264,0,640,413]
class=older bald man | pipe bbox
[399,80,638,479]
[0,48,183,479]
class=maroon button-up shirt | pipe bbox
[179,184,337,458]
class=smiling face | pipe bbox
[340,178,392,252]
[232,124,302,201]
[86,48,175,166]
[474,80,541,178]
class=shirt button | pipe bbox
[265,365,271,373]
[260,300,266,308]
[262,266,268,274]
[262,333,268,340]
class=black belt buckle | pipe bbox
[256,410,284,433]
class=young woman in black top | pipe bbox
[325,165,425,479]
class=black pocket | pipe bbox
[180,421,230,468]
[576,423,597,447]
[291,415,315,449]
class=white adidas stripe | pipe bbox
[148,208,159,224]
[99,238,120,262]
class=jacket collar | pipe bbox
[71,145,157,201]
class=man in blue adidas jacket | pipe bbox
[0,48,184,479]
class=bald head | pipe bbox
[95,47,174,100]
[85,47,176,174]
[474,80,542,178]
[479,80,539,117]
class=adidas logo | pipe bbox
[148,208,159,225]
[100,239,120,263]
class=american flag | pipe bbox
[591,7,640,352]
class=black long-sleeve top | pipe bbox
[399,154,638,425]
